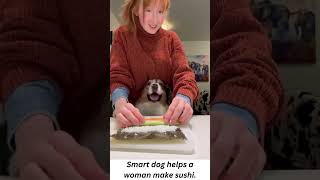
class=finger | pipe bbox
[220,133,264,180]
[212,133,235,180]
[120,106,139,126]
[221,145,256,180]
[169,100,185,124]
[242,162,263,180]
[14,142,85,180]
[117,113,131,128]
[248,149,266,180]
[49,131,108,180]
[164,98,179,123]
[233,151,265,180]
[179,103,193,124]
[20,162,50,180]
[125,103,144,124]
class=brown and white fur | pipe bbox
[135,79,170,116]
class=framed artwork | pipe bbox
[187,55,209,82]
[251,0,316,64]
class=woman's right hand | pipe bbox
[114,98,144,128]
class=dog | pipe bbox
[135,79,171,116]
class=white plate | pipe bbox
[110,120,195,155]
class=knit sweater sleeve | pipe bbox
[0,0,79,102]
[170,32,199,102]
[211,0,284,140]
[110,28,135,94]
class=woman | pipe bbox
[110,0,199,128]
[211,0,283,179]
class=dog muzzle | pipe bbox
[147,93,162,102]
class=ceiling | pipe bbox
[110,0,210,41]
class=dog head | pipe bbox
[143,79,168,103]
[135,79,171,116]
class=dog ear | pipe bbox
[164,84,172,105]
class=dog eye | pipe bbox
[147,82,151,85]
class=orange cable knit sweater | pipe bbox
[212,0,284,139]
[110,18,199,103]
[0,0,108,138]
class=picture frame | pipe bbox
[251,0,316,64]
[187,55,209,82]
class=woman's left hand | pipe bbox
[164,96,193,125]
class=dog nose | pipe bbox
[152,84,158,91]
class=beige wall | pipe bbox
[110,12,120,31]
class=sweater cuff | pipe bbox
[176,93,192,106]
[111,87,129,108]
[213,85,272,142]
[0,66,51,102]
[4,80,62,151]
[213,103,259,137]
[177,88,197,104]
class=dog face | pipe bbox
[135,79,171,116]
[144,79,166,103]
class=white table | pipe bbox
[110,115,210,159]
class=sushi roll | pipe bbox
[111,125,186,140]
